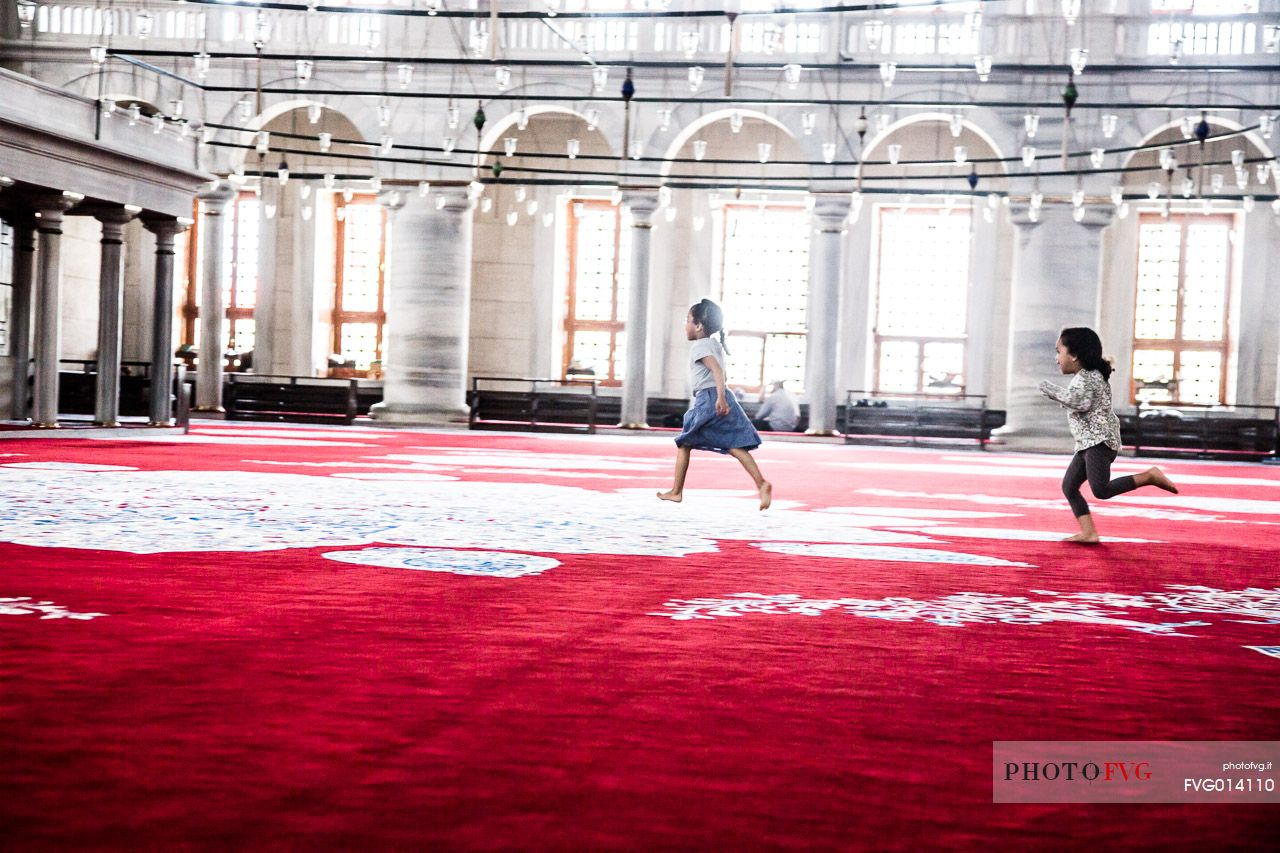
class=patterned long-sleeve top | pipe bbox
[1037,369,1122,453]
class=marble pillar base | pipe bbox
[805,428,841,437]
[617,421,650,430]
[369,401,469,425]
[988,423,1075,454]
[193,405,226,413]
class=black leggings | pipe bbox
[1062,443,1138,518]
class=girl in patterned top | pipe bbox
[1038,327,1178,543]
[658,299,772,510]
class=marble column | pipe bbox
[619,189,660,429]
[31,192,82,428]
[371,185,475,423]
[993,203,1114,451]
[92,207,138,426]
[7,217,35,420]
[142,216,189,426]
[195,181,238,410]
[805,193,852,435]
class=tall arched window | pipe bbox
[1131,212,1235,405]
[563,198,631,385]
[872,206,971,395]
[714,201,810,393]
[332,194,389,375]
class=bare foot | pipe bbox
[1063,532,1100,544]
[758,481,772,511]
[1146,466,1179,494]
[656,490,683,503]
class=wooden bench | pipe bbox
[223,374,359,425]
[56,359,192,428]
[468,377,601,433]
[842,390,1005,448]
[1118,402,1279,460]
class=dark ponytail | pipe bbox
[690,298,730,355]
[1059,327,1113,381]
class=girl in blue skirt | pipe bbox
[658,299,772,510]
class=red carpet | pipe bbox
[2,424,1277,849]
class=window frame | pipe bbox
[562,197,627,387]
[181,190,259,358]
[331,193,389,378]
[714,200,811,396]
[871,205,972,396]
[1129,211,1235,406]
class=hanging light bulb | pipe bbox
[1100,113,1119,139]
[100,97,116,118]
[592,66,608,93]
[442,136,456,156]
[1259,115,1274,139]
[447,106,460,130]
[1062,0,1081,26]
[1090,148,1105,169]
[135,10,154,39]
[396,63,414,90]
[126,103,141,126]
[887,143,902,166]
[1181,176,1195,198]
[256,130,270,154]
[318,132,331,152]
[665,206,678,223]
[469,23,489,57]
[1021,146,1037,168]
[369,176,381,193]
[1159,147,1177,172]
[426,0,442,14]
[681,29,701,57]
[504,137,518,157]
[1027,190,1042,210]
[953,145,967,165]
[1072,188,1085,208]
[1110,185,1124,206]
[1180,115,1196,138]
[277,160,290,186]
[949,114,964,138]
[658,108,672,132]
[300,184,312,201]
[729,111,743,133]
[296,59,314,85]
[1211,172,1225,193]
[974,55,992,83]
[585,108,599,131]
[879,62,897,87]
[692,214,705,232]
[16,0,36,29]
[1231,149,1246,168]
[688,66,704,91]
[1258,162,1273,183]
[876,113,891,135]
[416,181,430,198]
[801,112,816,136]
[527,199,539,215]
[237,97,254,122]
[1024,113,1040,139]
[89,44,107,65]
[517,108,529,130]
[506,210,519,226]
[379,134,393,155]
[820,142,836,163]
[566,138,580,159]
[630,141,642,160]
[692,139,707,161]
[377,103,391,128]
[1273,198,1280,214]
[151,114,164,134]
[1117,203,1130,219]
[1147,182,1162,200]
[478,196,491,213]
[783,64,802,89]
[193,52,211,80]
[264,202,277,220]
[1169,37,1185,65]
[308,102,323,124]
[252,9,271,48]
[1236,167,1249,189]
[514,186,526,203]
[1069,48,1089,75]
[863,19,885,52]
[1243,195,1255,212]
[168,99,184,119]
[323,174,336,189]
[542,211,554,227]
[301,205,313,222]
[495,66,511,91]
[1073,205,1086,222]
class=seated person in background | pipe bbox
[752,380,801,432]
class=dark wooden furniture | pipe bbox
[842,390,1005,448]
[1119,402,1279,460]
[223,374,359,425]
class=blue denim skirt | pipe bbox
[674,388,761,454]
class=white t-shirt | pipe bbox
[689,337,725,394]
